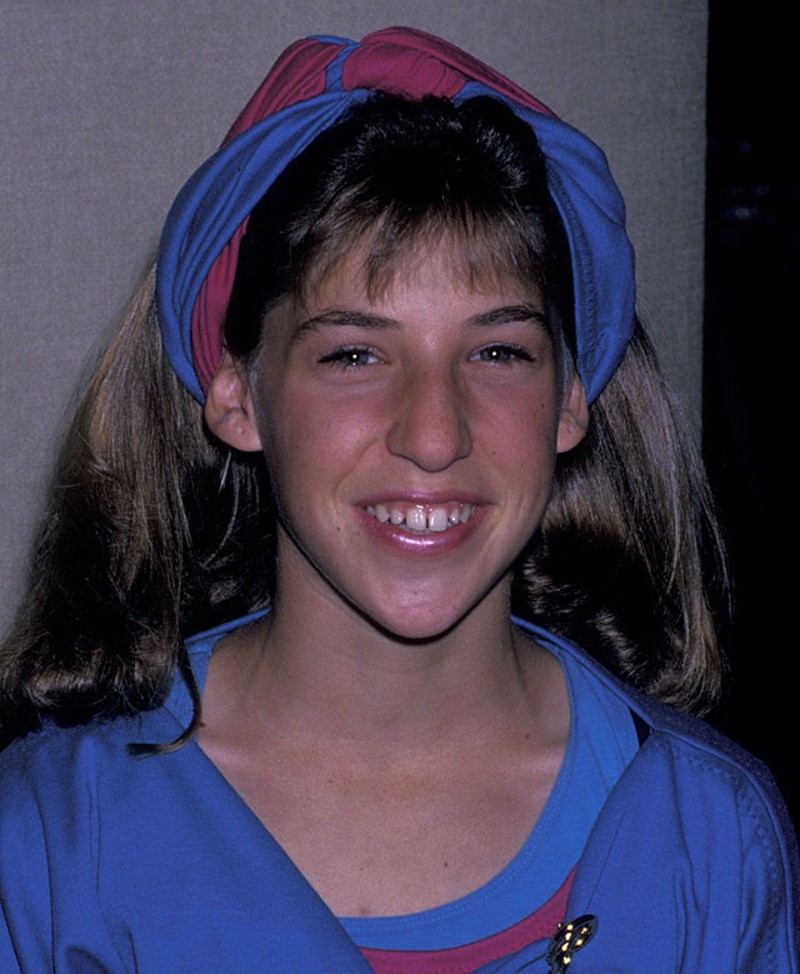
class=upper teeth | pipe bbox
[367,503,474,533]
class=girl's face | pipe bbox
[211,244,587,641]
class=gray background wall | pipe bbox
[1,0,708,632]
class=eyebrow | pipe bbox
[475,305,551,331]
[292,310,395,342]
[291,304,551,342]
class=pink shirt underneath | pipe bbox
[359,866,575,974]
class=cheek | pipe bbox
[250,386,301,507]
[255,391,352,510]
[484,392,561,456]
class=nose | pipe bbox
[385,364,473,471]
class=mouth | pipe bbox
[365,502,476,535]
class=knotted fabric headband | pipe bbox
[156,26,635,404]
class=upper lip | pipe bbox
[358,490,489,507]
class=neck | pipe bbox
[203,565,553,756]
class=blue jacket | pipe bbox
[1,618,797,972]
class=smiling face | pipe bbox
[208,240,587,642]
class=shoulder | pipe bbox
[517,616,789,802]
[516,621,800,970]
[0,702,210,913]
[0,713,173,962]
[0,709,173,824]
[516,617,798,872]
[0,615,264,864]
[0,610,263,807]
[580,707,800,969]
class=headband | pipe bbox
[156,26,635,404]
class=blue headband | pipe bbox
[156,27,635,403]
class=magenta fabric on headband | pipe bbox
[223,39,339,141]
[342,27,553,112]
[190,38,342,392]
[190,28,557,396]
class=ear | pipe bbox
[556,373,589,454]
[204,351,263,452]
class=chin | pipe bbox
[354,593,487,645]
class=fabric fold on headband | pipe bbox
[156,26,635,404]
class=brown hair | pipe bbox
[521,323,729,714]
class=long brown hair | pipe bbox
[520,323,729,715]
[0,265,273,749]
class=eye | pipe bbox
[473,344,535,364]
[318,346,381,369]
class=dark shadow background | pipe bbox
[704,1,798,826]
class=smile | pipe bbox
[365,502,476,534]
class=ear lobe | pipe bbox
[204,351,263,453]
[556,374,589,454]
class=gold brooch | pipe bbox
[546,914,598,971]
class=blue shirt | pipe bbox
[0,617,797,972]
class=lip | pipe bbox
[357,492,489,554]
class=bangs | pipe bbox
[299,206,551,308]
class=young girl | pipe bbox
[0,27,796,973]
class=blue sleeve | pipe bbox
[566,732,799,973]
[0,755,51,973]
[0,733,130,973]
[734,762,799,972]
